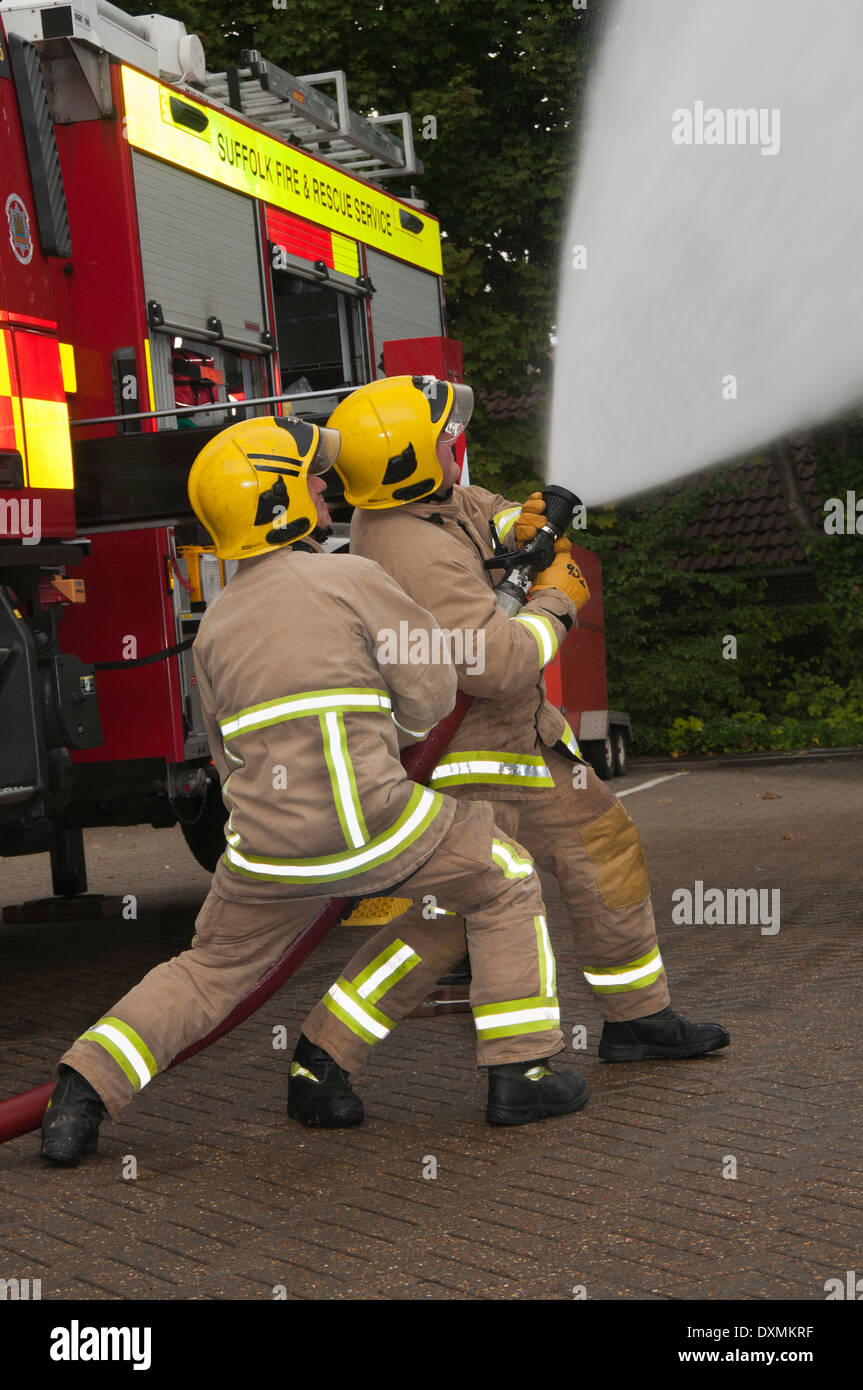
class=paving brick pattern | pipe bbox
[1,763,860,1300]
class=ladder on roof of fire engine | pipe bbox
[199,52,423,183]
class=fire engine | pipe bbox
[0,0,628,910]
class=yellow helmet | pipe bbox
[328,375,474,509]
[188,415,340,560]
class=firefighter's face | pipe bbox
[308,474,332,528]
[435,437,460,490]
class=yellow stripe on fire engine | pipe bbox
[0,333,12,397]
[331,231,360,277]
[143,337,155,411]
[58,342,77,394]
[120,66,443,276]
[0,334,28,467]
[21,397,73,489]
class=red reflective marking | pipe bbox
[0,394,15,452]
[11,330,65,404]
[266,206,335,269]
[6,311,58,330]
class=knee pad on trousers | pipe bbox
[578,802,650,909]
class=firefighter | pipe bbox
[291,375,730,1125]
[41,413,586,1166]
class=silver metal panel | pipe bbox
[365,249,443,376]
[132,151,265,346]
[578,710,610,741]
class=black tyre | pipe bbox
[611,727,628,777]
[179,769,227,873]
[583,735,614,781]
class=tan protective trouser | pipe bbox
[60,801,561,1116]
[337,749,671,1028]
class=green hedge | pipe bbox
[471,413,863,758]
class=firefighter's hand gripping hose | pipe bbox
[0,692,473,1145]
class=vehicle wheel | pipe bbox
[583,735,614,781]
[612,727,628,777]
[179,769,227,873]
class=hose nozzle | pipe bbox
[485,485,583,615]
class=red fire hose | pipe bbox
[0,692,473,1145]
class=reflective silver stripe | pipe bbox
[357,943,417,999]
[561,721,580,758]
[584,951,664,988]
[327,982,391,1040]
[322,710,366,848]
[491,838,533,879]
[474,1004,560,1031]
[86,1024,153,1089]
[430,758,553,785]
[221,690,392,738]
[535,914,555,998]
[513,612,558,667]
[225,787,438,879]
[392,715,432,738]
[493,506,521,541]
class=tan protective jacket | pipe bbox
[193,542,457,901]
[350,485,581,800]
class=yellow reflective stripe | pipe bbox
[220,687,392,740]
[79,1015,157,1090]
[534,914,555,998]
[290,1062,319,1082]
[513,612,558,668]
[430,752,553,788]
[0,333,12,394]
[584,947,664,994]
[323,976,395,1044]
[492,506,521,542]
[21,397,73,489]
[560,720,581,759]
[320,709,368,850]
[472,995,560,1040]
[224,784,443,884]
[491,838,533,879]
[79,1030,140,1090]
[143,336,155,409]
[392,715,432,738]
[352,938,422,1005]
[58,342,77,393]
[331,231,360,277]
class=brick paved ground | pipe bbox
[1,761,860,1301]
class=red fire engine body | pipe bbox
[0,1,628,904]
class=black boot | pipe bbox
[486,1058,588,1127]
[286,1034,364,1128]
[599,1006,730,1062]
[40,1064,106,1166]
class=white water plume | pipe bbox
[549,0,863,506]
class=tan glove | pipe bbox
[531,538,590,611]
[515,492,546,547]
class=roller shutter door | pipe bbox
[132,152,266,348]
[365,249,443,376]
